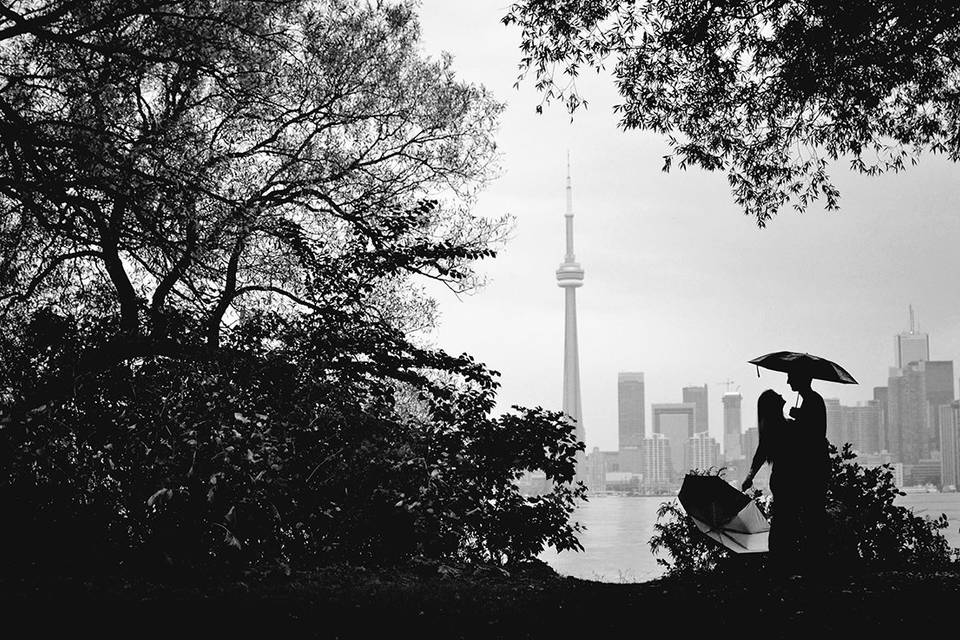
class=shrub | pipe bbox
[649,444,957,577]
[0,310,586,577]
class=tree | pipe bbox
[1,0,505,417]
[504,1,960,225]
[0,1,588,574]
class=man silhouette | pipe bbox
[785,370,829,577]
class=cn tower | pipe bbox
[556,157,585,473]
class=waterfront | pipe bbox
[541,493,960,583]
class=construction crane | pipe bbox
[716,380,739,393]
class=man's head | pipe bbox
[787,371,813,393]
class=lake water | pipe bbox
[540,492,960,583]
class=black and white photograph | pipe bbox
[2,1,960,637]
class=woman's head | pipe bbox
[757,389,785,431]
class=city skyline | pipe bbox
[590,305,953,449]
[417,1,960,453]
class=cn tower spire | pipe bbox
[565,152,575,260]
[556,154,585,479]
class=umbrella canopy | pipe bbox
[678,474,770,554]
[749,350,857,384]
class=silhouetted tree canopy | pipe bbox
[1,0,505,412]
[504,1,960,225]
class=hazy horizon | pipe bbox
[417,1,960,452]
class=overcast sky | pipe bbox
[416,1,960,451]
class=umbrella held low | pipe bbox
[678,474,770,554]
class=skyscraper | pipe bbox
[860,400,883,454]
[886,359,954,465]
[682,384,709,434]
[618,372,645,473]
[923,360,954,453]
[825,398,842,445]
[686,432,721,472]
[895,305,929,368]
[722,392,743,461]
[652,403,696,480]
[839,401,883,454]
[873,386,889,452]
[939,402,959,491]
[887,362,929,465]
[643,433,672,491]
[557,159,585,475]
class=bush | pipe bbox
[649,444,958,577]
[0,309,586,577]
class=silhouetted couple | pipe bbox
[741,372,829,578]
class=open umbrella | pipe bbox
[678,474,770,554]
[749,350,857,384]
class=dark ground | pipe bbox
[4,561,959,638]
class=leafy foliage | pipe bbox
[649,444,956,577]
[504,1,960,225]
[825,443,955,571]
[0,307,586,575]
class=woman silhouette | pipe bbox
[741,389,799,572]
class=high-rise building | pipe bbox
[618,372,645,473]
[886,360,954,465]
[722,392,743,461]
[740,426,771,492]
[584,447,608,493]
[643,433,672,491]
[742,427,759,463]
[887,362,929,465]
[895,305,929,368]
[840,401,883,454]
[682,384,709,434]
[686,432,721,472]
[556,159,586,478]
[939,402,959,491]
[873,386,889,452]
[652,403,696,480]
[887,368,906,461]
[923,360,954,453]
[825,398,842,445]
[859,400,883,454]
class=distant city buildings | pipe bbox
[682,384,709,434]
[741,426,770,491]
[939,403,959,491]
[825,397,842,445]
[652,403,696,482]
[573,306,959,496]
[923,360,954,453]
[643,433,672,491]
[873,386,889,452]
[686,432,721,472]
[722,392,743,463]
[618,372,645,474]
[888,362,928,464]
